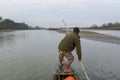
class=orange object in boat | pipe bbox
[64,76,75,80]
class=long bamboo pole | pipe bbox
[62,20,69,34]
[80,60,90,80]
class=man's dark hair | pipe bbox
[73,27,80,33]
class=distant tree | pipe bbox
[89,24,98,29]
[1,19,15,28]
[91,24,98,27]
[107,23,114,27]
[114,22,120,26]
[0,17,3,22]
[35,26,40,29]
[101,23,106,27]
[0,17,2,20]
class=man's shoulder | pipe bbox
[70,33,80,38]
[66,33,75,38]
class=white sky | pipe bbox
[0,0,120,27]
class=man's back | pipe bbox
[58,33,80,52]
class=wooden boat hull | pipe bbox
[52,63,81,80]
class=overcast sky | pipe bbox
[0,0,120,28]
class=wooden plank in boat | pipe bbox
[55,72,76,76]
[55,63,76,76]
[52,63,82,80]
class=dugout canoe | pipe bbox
[52,63,81,80]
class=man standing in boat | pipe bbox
[58,27,82,73]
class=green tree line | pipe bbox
[88,22,120,30]
[0,17,31,30]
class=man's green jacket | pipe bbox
[58,32,82,60]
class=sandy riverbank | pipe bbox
[55,29,120,44]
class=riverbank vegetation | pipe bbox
[0,17,46,30]
[47,22,120,30]
[1,16,120,30]
[0,17,32,30]
[82,22,120,30]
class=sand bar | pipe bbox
[56,29,120,44]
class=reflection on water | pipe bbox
[0,30,120,80]
[0,31,15,47]
[0,31,27,47]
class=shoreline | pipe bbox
[55,29,120,44]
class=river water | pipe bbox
[0,30,120,80]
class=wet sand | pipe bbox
[56,29,120,44]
